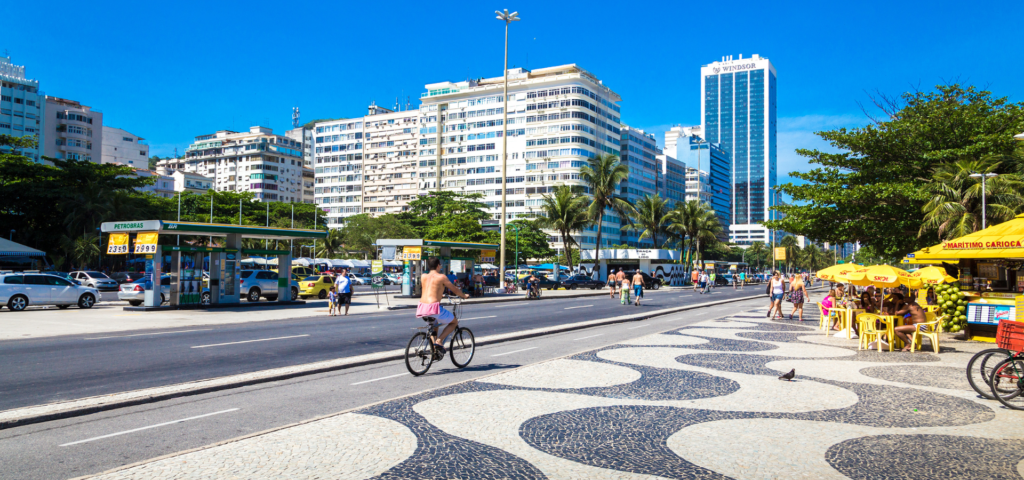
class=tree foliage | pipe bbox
[486,219,553,265]
[579,153,631,258]
[766,84,1024,257]
[536,186,589,273]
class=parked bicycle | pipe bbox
[980,320,1024,410]
[405,296,476,376]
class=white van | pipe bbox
[0,273,100,311]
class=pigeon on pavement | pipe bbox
[779,369,795,381]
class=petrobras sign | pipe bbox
[712,63,759,74]
[102,220,162,232]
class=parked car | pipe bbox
[118,275,173,306]
[239,270,299,302]
[0,273,99,311]
[561,274,604,290]
[518,273,562,291]
[350,274,370,286]
[299,275,336,299]
[69,271,119,291]
[110,272,143,284]
[623,270,662,290]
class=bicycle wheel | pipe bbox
[988,357,1024,410]
[450,327,476,368]
[405,332,435,376]
[966,348,1011,399]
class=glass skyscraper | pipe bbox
[701,54,777,245]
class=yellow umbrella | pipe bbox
[846,264,909,288]
[835,267,874,287]
[816,264,860,282]
[906,266,957,286]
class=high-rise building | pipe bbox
[312,118,365,227]
[360,104,421,216]
[665,126,731,240]
[43,96,103,164]
[620,126,663,247]
[701,54,777,245]
[0,55,44,162]
[101,126,148,166]
[418,64,623,252]
[160,126,305,202]
[659,154,687,207]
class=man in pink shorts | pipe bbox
[416,257,469,355]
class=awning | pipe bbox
[0,238,46,257]
[910,213,1024,260]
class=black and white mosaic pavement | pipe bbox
[92,303,1024,480]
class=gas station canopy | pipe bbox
[375,239,498,250]
[100,220,327,240]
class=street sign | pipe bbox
[371,260,383,275]
[107,233,129,255]
[774,247,787,261]
[134,232,159,254]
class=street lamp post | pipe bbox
[969,172,998,229]
[495,8,520,286]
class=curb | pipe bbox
[0,288,814,430]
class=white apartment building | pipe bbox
[0,55,44,162]
[101,126,148,166]
[361,104,421,216]
[418,64,623,251]
[285,126,314,168]
[169,170,213,194]
[130,169,176,198]
[42,96,102,163]
[312,118,365,227]
[161,126,304,202]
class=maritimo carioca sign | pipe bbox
[943,240,1024,249]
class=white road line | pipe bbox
[573,334,604,341]
[494,304,527,308]
[491,347,538,357]
[85,329,213,340]
[191,334,310,349]
[59,409,239,447]
[627,324,650,330]
[461,315,497,320]
[350,373,407,386]
[564,305,593,310]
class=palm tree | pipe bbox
[802,243,827,271]
[624,194,669,247]
[920,157,1024,240]
[692,208,722,268]
[315,228,345,258]
[665,200,720,273]
[665,200,699,271]
[61,233,100,270]
[747,241,767,271]
[536,186,589,274]
[578,154,631,263]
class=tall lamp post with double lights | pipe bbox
[496,8,520,286]
[969,172,998,229]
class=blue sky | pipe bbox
[5,0,1020,186]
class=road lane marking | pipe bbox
[494,304,527,308]
[564,305,593,310]
[573,334,604,340]
[191,334,310,349]
[85,329,213,340]
[350,373,407,385]
[59,409,239,446]
[461,316,497,320]
[627,324,650,330]
[491,347,537,357]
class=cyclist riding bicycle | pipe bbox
[527,273,540,297]
[416,258,469,355]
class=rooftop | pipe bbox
[422,64,621,102]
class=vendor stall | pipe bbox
[907,213,1024,341]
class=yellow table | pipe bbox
[834,308,865,339]
[876,314,906,351]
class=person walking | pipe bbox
[788,273,808,321]
[620,276,631,305]
[608,269,618,298]
[615,269,626,299]
[632,270,644,306]
[709,272,716,290]
[334,267,352,316]
[699,271,710,294]
[327,286,338,316]
[766,271,787,319]
[691,269,700,292]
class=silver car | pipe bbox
[118,276,173,306]
[69,271,119,291]
[0,273,100,311]
[239,270,300,302]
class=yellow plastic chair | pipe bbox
[876,315,900,352]
[910,312,942,353]
[858,313,884,351]
[817,302,838,335]
[923,305,941,314]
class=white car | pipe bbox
[69,271,119,291]
[239,270,299,302]
[0,273,99,311]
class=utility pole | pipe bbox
[495,8,520,286]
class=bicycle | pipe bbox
[983,320,1024,409]
[966,347,1013,399]
[405,296,476,376]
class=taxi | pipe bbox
[298,274,336,299]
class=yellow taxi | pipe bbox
[298,274,336,299]
[273,265,315,278]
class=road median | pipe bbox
[0,288,804,429]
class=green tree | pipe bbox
[336,214,417,258]
[486,219,553,266]
[665,200,720,273]
[624,194,669,247]
[578,153,631,258]
[746,241,767,271]
[60,233,100,271]
[767,84,1024,257]
[315,229,345,258]
[400,191,490,239]
[920,157,1024,240]
[536,186,589,274]
[801,243,828,271]
[779,235,801,274]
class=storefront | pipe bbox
[100,220,326,309]
[907,213,1024,341]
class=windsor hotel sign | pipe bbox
[712,63,758,74]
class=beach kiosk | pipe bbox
[375,239,499,297]
[907,213,1024,341]
[101,221,326,309]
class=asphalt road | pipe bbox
[0,284,771,412]
[0,297,768,480]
